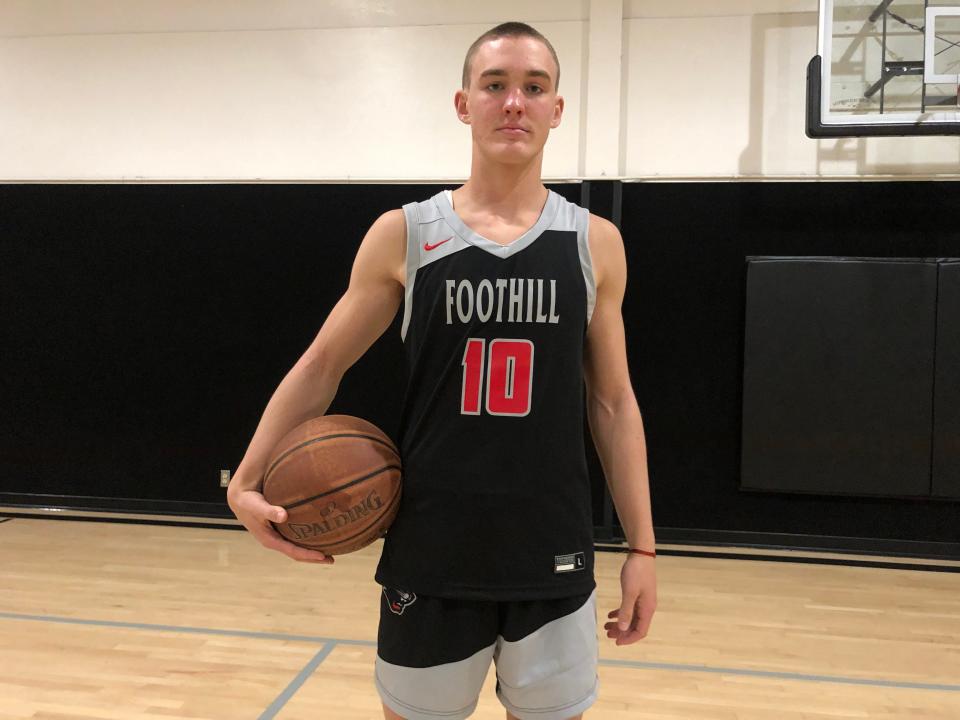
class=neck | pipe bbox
[455,148,547,216]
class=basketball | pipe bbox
[261,415,402,555]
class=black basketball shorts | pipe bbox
[375,586,599,720]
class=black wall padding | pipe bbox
[617,181,958,548]
[0,184,589,514]
[2,182,958,549]
[933,261,960,498]
[0,184,430,508]
[741,258,936,497]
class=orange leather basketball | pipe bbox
[261,415,402,555]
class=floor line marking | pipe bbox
[0,611,373,646]
[599,659,960,692]
[1,611,957,693]
[258,642,337,720]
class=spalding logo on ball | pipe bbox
[261,415,402,556]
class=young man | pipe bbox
[228,22,656,720]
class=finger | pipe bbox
[280,534,332,563]
[237,489,273,512]
[609,628,637,641]
[279,540,333,563]
[617,595,638,631]
[258,526,332,563]
[616,624,649,645]
[289,546,335,564]
[604,617,634,633]
[635,596,656,638]
[614,608,654,645]
[603,615,628,637]
[259,498,288,524]
[238,491,289,525]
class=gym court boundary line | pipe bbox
[5,511,960,565]
[1,611,958,697]
[3,514,960,572]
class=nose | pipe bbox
[502,86,525,114]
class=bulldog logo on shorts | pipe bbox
[383,587,417,615]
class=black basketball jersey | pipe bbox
[374,189,598,601]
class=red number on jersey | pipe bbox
[460,338,534,417]
[461,338,485,415]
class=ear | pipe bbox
[454,88,471,125]
[550,95,564,129]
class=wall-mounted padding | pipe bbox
[741,257,937,498]
[933,261,960,499]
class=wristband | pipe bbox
[628,548,656,558]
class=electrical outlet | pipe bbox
[220,469,231,488]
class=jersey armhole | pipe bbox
[576,207,597,327]
[400,202,421,342]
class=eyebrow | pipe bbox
[479,68,552,83]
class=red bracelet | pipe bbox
[629,548,656,558]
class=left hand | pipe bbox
[604,553,657,645]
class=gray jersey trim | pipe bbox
[400,202,420,342]
[549,196,596,326]
[435,189,561,260]
[574,206,596,326]
[400,198,473,342]
[401,192,596,341]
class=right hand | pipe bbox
[228,487,334,564]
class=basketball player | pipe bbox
[227,22,656,720]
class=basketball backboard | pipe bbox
[808,0,960,136]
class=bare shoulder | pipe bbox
[587,212,625,291]
[356,208,407,287]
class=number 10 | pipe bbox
[461,338,535,417]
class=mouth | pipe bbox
[497,127,529,135]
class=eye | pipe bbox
[486,82,502,91]
[528,85,544,94]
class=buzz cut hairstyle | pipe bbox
[461,21,561,92]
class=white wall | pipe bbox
[1,0,957,181]
[0,2,586,181]
[622,1,960,178]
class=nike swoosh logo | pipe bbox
[424,237,453,251]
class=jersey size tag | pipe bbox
[554,551,585,574]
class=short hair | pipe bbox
[461,22,560,92]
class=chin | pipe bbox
[479,139,544,165]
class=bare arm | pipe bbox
[584,214,654,553]
[583,213,657,644]
[227,208,406,562]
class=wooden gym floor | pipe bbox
[0,515,958,720]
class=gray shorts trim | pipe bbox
[497,675,599,720]
[375,661,483,720]
[492,590,599,717]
